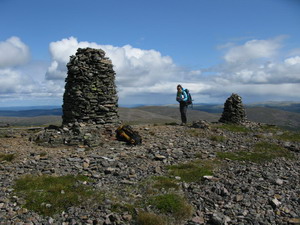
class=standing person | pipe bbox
[176,84,188,125]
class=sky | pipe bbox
[0,0,300,107]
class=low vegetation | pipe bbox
[14,175,104,216]
[186,129,205,137]
[152,176,179,191]
[167,160,216,182]
[148,193,193,221]
[111,202,135,214]
[217,141,293,163]
[215,123,251,133]
[0,130,13,138]
[276,131,300,142]
[137,211,167,225]
[0,153,15,162]
[104,175,193,224]
[258,124,281,133]
[210,135,226,142]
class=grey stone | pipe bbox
[219,93,246,124]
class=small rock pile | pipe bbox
[63,47,119,126]
[192,120,210,129]
[219,93,247,124]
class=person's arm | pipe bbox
[182,89,188,101]
[176,91,181,102]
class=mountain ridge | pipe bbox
[1,105,300,130]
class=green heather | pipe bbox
[137,211,167,225]
[217,142,293,163]
[149,193,193,220]
[14,175,104,216]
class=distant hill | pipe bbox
[0,105,61,111]
[1,105,300,130]
[191,102,300,114]
[118,107,178,124]
[246,107,300,130]
[0,116,62,127]
[136,106,220,122]
[247,102,300,114]
[0,108,62,117]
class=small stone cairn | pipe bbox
[219,93,246,124]
[32,48,120,147]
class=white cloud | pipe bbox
[214,37,300,86]
[1,35,299,106]
[44,36,300,105]
[0,36,30,67]
[0,50,65,106]
[45,37,190,98]
[285,56,300,65]
[0,68,35,93]
[188,37,300,103]
[224,38,281,63]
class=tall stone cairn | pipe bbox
[219,93,247,124]
[62,47,119,126]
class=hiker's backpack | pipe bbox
[184,89,193,106]
[116,125,142,145]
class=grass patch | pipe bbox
[194,153,203,158]
[167,160,215,183]
[276,131,300,142]
[14,174,104,216]
[0,153,15,162]
[137,211,167,225]
[216,123,251,133]
[210,135,226,142]
[111,202,135,214]
[259,124,280,133]
[97,176,193,224]
[136,176,179,197]
[186,129,204,137]
[217,142,293,163]
[152,176,179,191]
[0,130,14,138]
[149,193,193,221]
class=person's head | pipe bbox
[177,84,183,92]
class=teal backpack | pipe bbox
[184,89,193,107]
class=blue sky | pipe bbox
[0,0,299,107]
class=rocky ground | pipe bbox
[0,122,299,225]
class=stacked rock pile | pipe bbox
[63,47,119,126]
[219,93,247,124]
[32,48,120,147]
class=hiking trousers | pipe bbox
[179,101,187,124]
